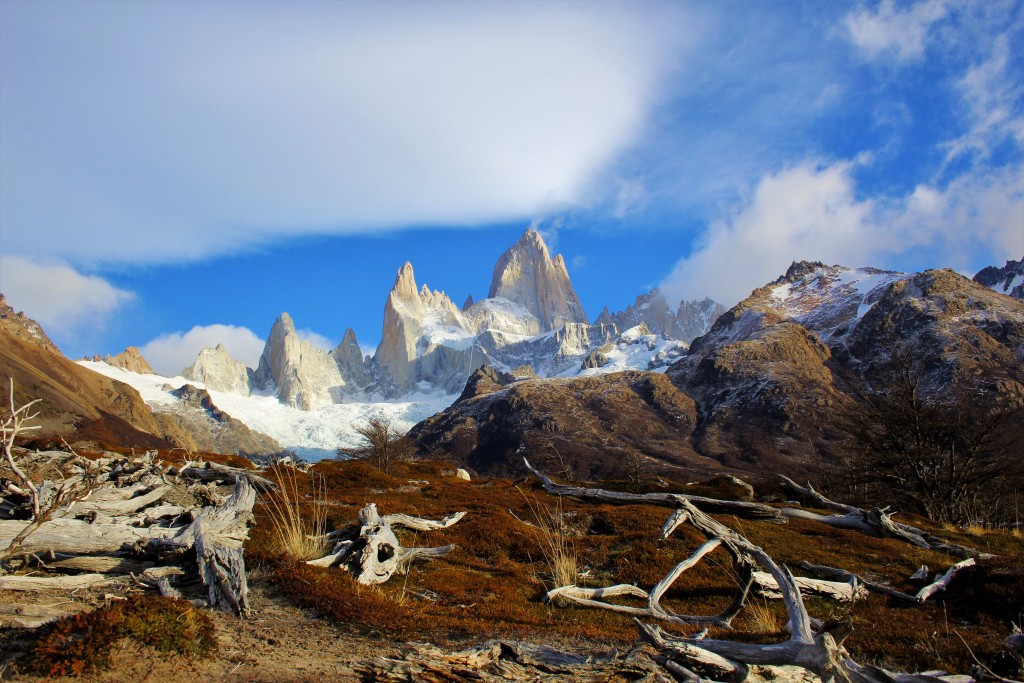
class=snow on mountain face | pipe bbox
[763,263,910,343]
[81,360,453,461]
[168,228,691,413]
[974,258,1024,299]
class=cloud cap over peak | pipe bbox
[1,0,692,267]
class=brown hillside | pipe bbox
[0,329,171,449]
[408,368,734,480]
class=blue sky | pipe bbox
[1,0,1021,375]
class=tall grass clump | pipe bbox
[264,463,330,561]
[515,489,578,594]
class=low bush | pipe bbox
[29,595,216,677]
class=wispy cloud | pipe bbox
[843,0,953,62]
[1,1,690,267]
[139,324,265,376]
[0,256,134,344]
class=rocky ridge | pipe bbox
[488,229,588,332]
[104,347,156,375]
[254,313,348,410]
[595,289,725,344]
[227,228,664,403]
[153,384,283,456]
[183,343,256,395]
[974,257,1024,299]
[0,293,63,357]
[408,261,1024,476]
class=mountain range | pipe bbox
[178,228,714,407]
[1,237,1021,475]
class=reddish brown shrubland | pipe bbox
[246,458,1024,673]
[29,595,216,677]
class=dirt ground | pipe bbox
[0,569,408,682]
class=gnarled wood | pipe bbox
[0,573,116,591]
[778,477,983,559]
[914,558,975,603]
[528,461,968,683]
[168,476,255,614]
[525,459,783,521]
[751,571,866,602]
[308,503,465,585]
[0,602,73,629]
[797,562,916,602]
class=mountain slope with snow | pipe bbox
[79,360,453,460]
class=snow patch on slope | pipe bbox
[80,361,454,461]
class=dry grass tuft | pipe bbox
[262,464,330,561]
[744,598,784,634]
[516,489,579,593]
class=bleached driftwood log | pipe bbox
[751,571,866,602]
[527,460,972,683]
[164,476,255,613]
[173,460,277,493]
[778,477,983,558]
[914,558,975,603]
[798,562,917,602]
[524,459,783,521]
[307,503,466,585]
[0,602,73,629]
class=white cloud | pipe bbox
[843,0,952,62]
[140,324,266,376]
[0,255,134,341]
[1,1,689,267]
[660,158,1024,307]
[660,161,877,306]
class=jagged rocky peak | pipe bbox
[0,293,63,357]
[974,257,1024,299]
[392,261,421,305]
[182,343,254,396]
[773,260,830,285]
[331,328,371,387]
[104,347,155,375]
[600,288,724,345]
[463,294,474,311]
[255,312,345,410]
[488,228,588,332]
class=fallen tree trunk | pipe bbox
[0,573,116,591]
[166,476,255,614]
[778,477,984,559]
[526,460,975,683]
[0,602,73,629]
[914,558,975,603]
[524,460,783,521]
[751,571,866,602]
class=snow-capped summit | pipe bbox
[974,258,1024,299]
[488,229,588,332]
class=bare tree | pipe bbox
[346,414,413,473]
[829,355,1022,527]
[1,379,96,565]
